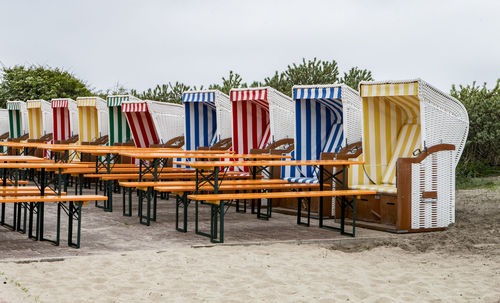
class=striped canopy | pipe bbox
[350,81,422,188]
[26,99,52,139]
[122,101,159,148]
[76,97,108,143]
[107,95,134,145]
[282,85,346,183]
[183,91,218,151]
[183,91,216,103]
[230,88,271,156]
[51,98,78,141]
[7,101,28,138]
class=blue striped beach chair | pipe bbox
[282,84,362,184]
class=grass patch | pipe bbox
[456,176,500,190]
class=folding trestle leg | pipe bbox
[175,193,190,232]
[65,201,83,248]
[15,202,27,233]
[122,187,133,217]
[319,195,357,237]
[257,197,273,220]
[138,188,152,226]
[297,197,311,226]
[235,198,247,213]
[195,200,227,243]
[1,203,17,230]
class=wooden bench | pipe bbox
[187,189,376,243]
[90,172,252,181]
[115,173,264,225]
[3,180,29,186]
[119,179,289,188]
[154,182,323,232]
[0,195,107,248]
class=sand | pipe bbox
[0,184,499,302]
[0,244,498,303]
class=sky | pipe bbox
[1,0,499,93]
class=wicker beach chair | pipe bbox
[345,79,469,232]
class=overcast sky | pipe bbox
[1,0,499,93]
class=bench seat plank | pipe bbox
[155,183,322,192]
[120,179,290,188]
[0,195,107,203]
[188,189,376,202]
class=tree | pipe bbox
[209,71,246,95]
[263,58,340,96]
[0,65,92,106]
[451,79,500,177]
[340,67,374,90]
[131,82,194,104]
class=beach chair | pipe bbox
[0,109,9,153]
[275,84,362,216]
[281,84,362,183]
[346,79,469,231]
[121,99,184,148]
[51,98,79,142]
[76,97,109,144]
[106,95,134,146]
[26,99,53,140]
[6,100,29,139]
[230,87,294,155]
[182,90,232,151]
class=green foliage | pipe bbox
[262,58,340,95]
[95,82,129,99]
[451,79,500,179]
[261,58,372,96]
[0,65,92,106]
[340,67,374,90]
[209,71,246,95]
[131,82,197,104]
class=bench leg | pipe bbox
[152,190,157,222]
[68,201,83,248]
[195,201,222,242]
[28,202,36,239]
[340,196,356,237]
[297,197,311,227]
[138,189,151,226]
[16,202,27,234]
[122,187,131,216]
[175,193,189,232]
[257,198,272,220]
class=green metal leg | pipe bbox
[175,193,189,232]
[68,201,83,248]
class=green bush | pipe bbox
[0,65,91,106]
[451,79,500,179]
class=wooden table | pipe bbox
[119,152,291,226]
[0,162,89,241]
[183,159,364,231]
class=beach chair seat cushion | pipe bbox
[350,184,397,195]
[283,176,319,184]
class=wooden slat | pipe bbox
[180,159,365,169]
[188,190,377,202]
[120,179,289,188]
[0,195,107,203]
[155,183,322,193]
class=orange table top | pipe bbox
[81,149,235,156]
[120,152,290,160]
[0,163,89,169]
[176,159,365,169]
[0,156,47,163]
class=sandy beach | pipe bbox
[0,244,499,303]
[1,184,499,302]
